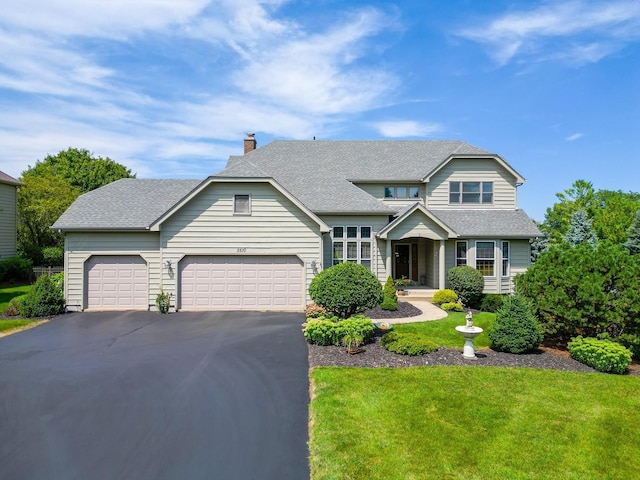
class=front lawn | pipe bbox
[394,311,495,349]
[310,366,640,480]
[0,283,31,312]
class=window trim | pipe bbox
[331,225,373,268]
[501,241,510,278]
[449,181,493,205]
[384,185,421,199]
[233,194,251,215]
[455,241,468,267]
[475,240,496,277]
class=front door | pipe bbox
[394,244,410,279]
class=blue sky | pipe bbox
[1,0,638,221]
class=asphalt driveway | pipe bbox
[0,311,310,480]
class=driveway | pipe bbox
[0,311,310,480]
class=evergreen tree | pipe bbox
[623,209,640,255]
[530,235,548,262]
[564,209,597,247]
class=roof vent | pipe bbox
[244,133,256,154]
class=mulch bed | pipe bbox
[362,301,423,319]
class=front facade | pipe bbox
[53,138,540,312]
[0,171,21,259]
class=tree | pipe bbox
[623,210,640,255]
[18,148,135,260]
[529,235,548,262]
[541,179,595,244]
[564,209,597,247]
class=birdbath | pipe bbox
[455,325,484,359]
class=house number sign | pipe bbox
[236,248,247,253]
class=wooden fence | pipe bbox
[32,266,64,278]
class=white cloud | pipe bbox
[457,1,640,65]
[565,132,584,141]
[372,120,442,138]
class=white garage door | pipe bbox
[85,256,148,310]
[179,256,304,310]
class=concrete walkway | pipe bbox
[387,299,449,324]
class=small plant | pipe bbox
[394,278,409,289]
[381,276,398,310]
[380,297,398,311]
[432,289,458,305]
[3,295,26,316]
[381,331,438,356]
[447,266,484,308]
[440,301,464,312]
[488,295,542,354]
[155,288,172,314]
[568,336,632,374]
[19,274,65,318]
[342,325,365,354]
[305,302,327,318]
[480,294,504,313]
[303,315,375,346]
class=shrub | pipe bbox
[488,295,543,353]
[432,289,458,305]
[568,336,632,374]
[155,288,171,314]
[3,295,26,316]
[303,315,375,346]
[481,294,505,313]
[309,263,383,318]
[19,274,65,318]
[41,246,64,266]
[441,302,463,312]
[381,331,438,356]
[50,271,64,289]
[305,302,327,318]
[447,266,484,308]
[380,297,398,311]
[0,256,33,282]
[383,276,397,301]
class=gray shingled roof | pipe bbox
[52,179,202,230]
[430,209,542,238]
[218,140,492,213]
[0,170,21,185]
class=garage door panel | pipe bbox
[86,256,148,310]
[179,255,303,310]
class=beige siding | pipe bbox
[386,210,449,241]
[318,215,390,283]
[427,158,518,209]
[65,232,160,311]
[507,240,531,293]
[161,183,322,305]
[0,184,17,258]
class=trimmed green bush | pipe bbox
[488,295,543,353]
[441,302,464,312]
[381,276,398,310]
[447,266,484,308]
[3,295,26,316]
[381,331,438,356]
[18,274,65,318]
[568,336,632,374]
[481,294,504,313]
[380,297,398,311]
[0,256,33,283]
[303,315,375,346]
[432,289,458,305]
[309,263,383,318]
[50,271,64,289]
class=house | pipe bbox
[0,170,21,260]
[53,136,541,312]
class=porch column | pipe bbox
[385,240,392,278]
[439,240,446,289]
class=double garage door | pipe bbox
[179,255,304,310]
[85,255,304,311]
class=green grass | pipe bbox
[394,312,495,349]
[0,319,36,333]
[310,366,640,480]
[0,283,31,311]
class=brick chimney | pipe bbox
[244,133,256,154]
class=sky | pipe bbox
[1,0,638,222]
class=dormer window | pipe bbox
[384,186,420,199]
[234,194,251,215]
[449,181,493,204]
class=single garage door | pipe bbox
[179,256,304,310]
[85,256,148,310]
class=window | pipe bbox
[449,182,493,204]
[384,186,421,199]
[456,241,467,266]
[475,241,495,276]
[332,226,372,268]
[501,241,510,277]
[234,194,251,214]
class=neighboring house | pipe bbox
[53,136,541,312]
[0,171,21,260]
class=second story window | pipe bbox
[449,182,493,204]
[384,186,420,199]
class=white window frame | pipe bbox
[331,226,372,269]
[475,240,496,277]
[501,241,510,278]
[233,194,251,215]
[449,181,493,205]
[455,241,468,267]
[383,185,421,199]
